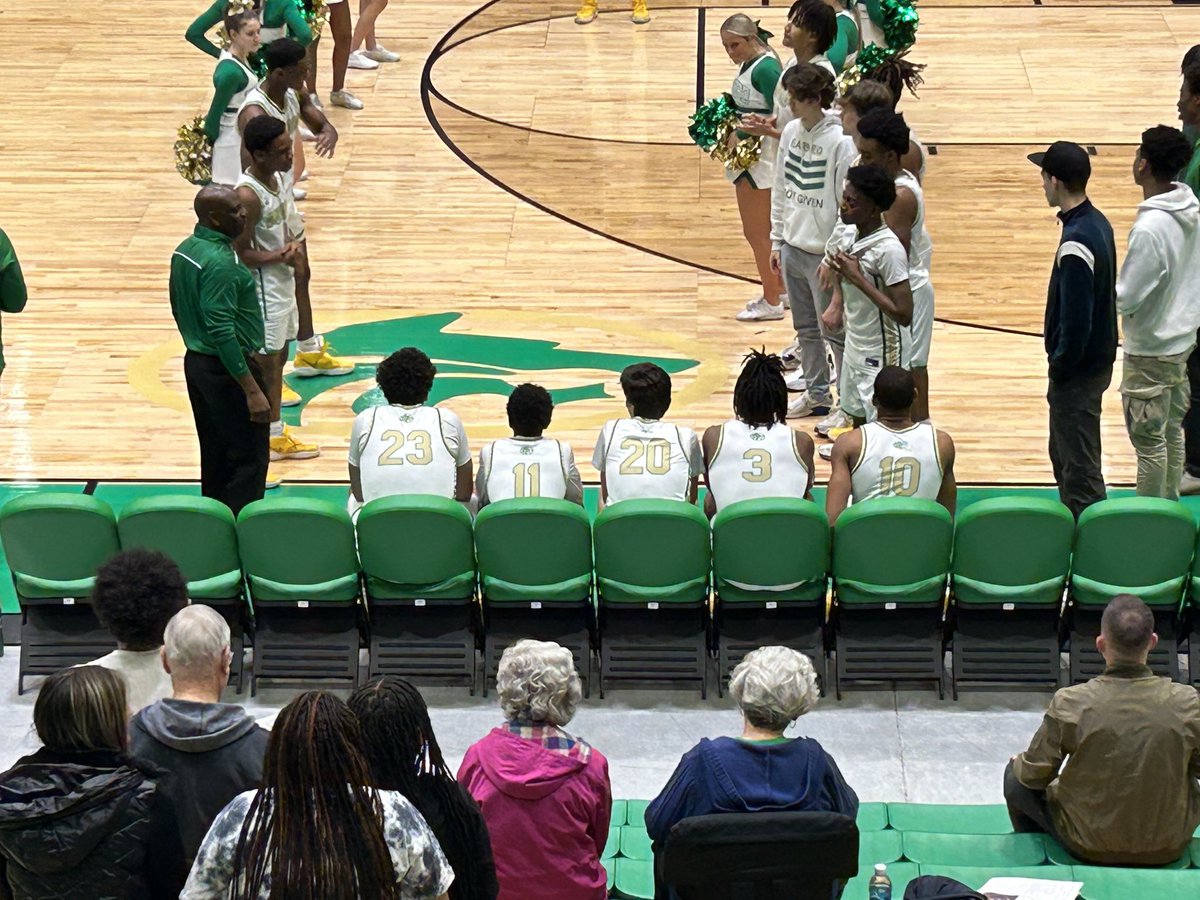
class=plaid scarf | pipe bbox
[505,721,592,762]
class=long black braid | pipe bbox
[349,676,492,900]
[865,52,926,102]
[733,348,788,427]
[231,691,399,900]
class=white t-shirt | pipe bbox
[593,417,703,504]
[477,436,583,507]
[182,788,454,899]
[348,404,471,504]
[86,648,172,715]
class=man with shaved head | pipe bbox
[169,185,270,513]
[1005,594,1200,866]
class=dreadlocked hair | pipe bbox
[349,676,486,899]
[733,348,788,427]
[230,691,399,900]
[864,52,926,103]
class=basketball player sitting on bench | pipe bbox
[592,363,703,508]
[825,365,955,524]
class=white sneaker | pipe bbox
[784,370,807,393]
[292,187,307,201]
[786,392,831,419]
[308,92,323,110]
[347,50,380,69]
[744,295,763,310]
[1181,472,1200,496]
[815,408,851,436]
[780,339,802,372]
[818,444,833,461]
[780,293,791,310]
[299,168,309,182]
[364,46,401,63]
[736,298,786,322]
[330,90,364,110]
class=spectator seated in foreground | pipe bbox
[1005,594,1200,865]
[458,640,611,900]
[129,605,269,865]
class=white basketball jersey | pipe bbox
[239,85,301,141]
[235,170,297,309]
[353,405,462,502]
[481,437,570,503]
[894,170,933,290]
[706,420,810,511]
[850,421,943,504]
[594,418,701,505]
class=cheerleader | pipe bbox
[821,0,859,74]
[721,15,786,322]
[203,11,262,185]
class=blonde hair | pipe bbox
[729,646,820,732]
[720,14,775,57]
[496,640,582,726]
[35,666,128,752]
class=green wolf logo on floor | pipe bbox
[282,313,699,425]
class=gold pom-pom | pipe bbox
[708,120,763,172]
[174,116,213,185]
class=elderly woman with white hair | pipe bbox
[646,647,858,859]
[457,639,611,900]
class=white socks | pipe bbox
[297,335,323,353]
[270,420,284,437]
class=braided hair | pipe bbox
[733,349,788,428]
[349,677,488,899]
[231,692,399,900]
[864,52,926,103]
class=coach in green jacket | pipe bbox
[169,186,270,514]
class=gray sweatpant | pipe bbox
[781,243,845,405]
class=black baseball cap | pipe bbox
[1028,141,1091,185]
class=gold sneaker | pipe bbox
[292,341,354,377]
[270,427,320,461]
[281,383,302,407]
[265,468,282,490]
[631,0,650,24]
[575,0,598,24]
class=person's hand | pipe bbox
[769,250,782,277]
[738,116,771,137]
[821,299,843,332]
[829,250,865,287]
[314,128,337,158]
[817,262,835,293]
[245,387,270,424]
[279,242,302,267]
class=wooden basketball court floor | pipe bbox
[0,0,1196,488]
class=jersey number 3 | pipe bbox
[741,448,772,483]
[378,430,434,466]
[618,438,671,476]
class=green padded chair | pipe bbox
[117,495,248,692]
[899,832,1047,868]
[950,497,1074,696]
[856,802,888,832]
[1073,866,1200,900]
[1189,529,1200,690]
[356,495,476,688]
[612,857,655,900]
[236,497,362,693]
[620,825,653,861]
[831,498,953,698]
[859,830,902,866]
[1043,834,1192,869]
[474,498,593,695]
[886,803,1013,835]
[1068,497,1195,682]
[0,493,120,693]
[625,799,650,827]
[711,498,829,694]
[593,499,711,698]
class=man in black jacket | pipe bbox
[129,605,269,864]
[1030,142,1118,518]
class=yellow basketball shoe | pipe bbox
[575,0,598,24]
[265,468,282,490]
[292,340,354,377]
[270,426,320,461]
[631,0,650,24]
[281,383,302,407]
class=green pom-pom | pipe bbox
[880,0,919,50]
[688,93,738,150]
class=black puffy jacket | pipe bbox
[0,748,187,900]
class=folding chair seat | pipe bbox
[474,498,593,694]
[236,498,361,693]
[900,832,1047,868]
[856,802,888,832]
[831,498,952,697]
[357,495,476,688]
[1067,498,1194,682]
[118,495,249,691]
[711,498,829,693]
[594,500,711,697]
[886,803,1013,835]
[950,497,1073,695]
[0,494,119,693]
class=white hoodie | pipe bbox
[1117,182,1200,357]
[770,113,857,254]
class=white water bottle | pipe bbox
[868,863,892,900]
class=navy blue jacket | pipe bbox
[1044,199,1117,383]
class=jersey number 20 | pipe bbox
[618,438,671,476]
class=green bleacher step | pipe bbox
[612,857,654,900]
[886,802,1013,835]
[1074,866,1200,900]
[619,826,653,861]
[901,832,1048,867]
[856,802,888,832]
[859,829,903,866]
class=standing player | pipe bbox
[824,366,955,524]
[347,348,473,512]
[203,11,261,186]
[239,38,350,400]
[234,116,318,467]
[719,15,786,322]
[856,109,933,420]
[819,165,912,430]
[477,384,583,508]
[839,78,927,182]
[702,350,814,517]
[593,363,703,506]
